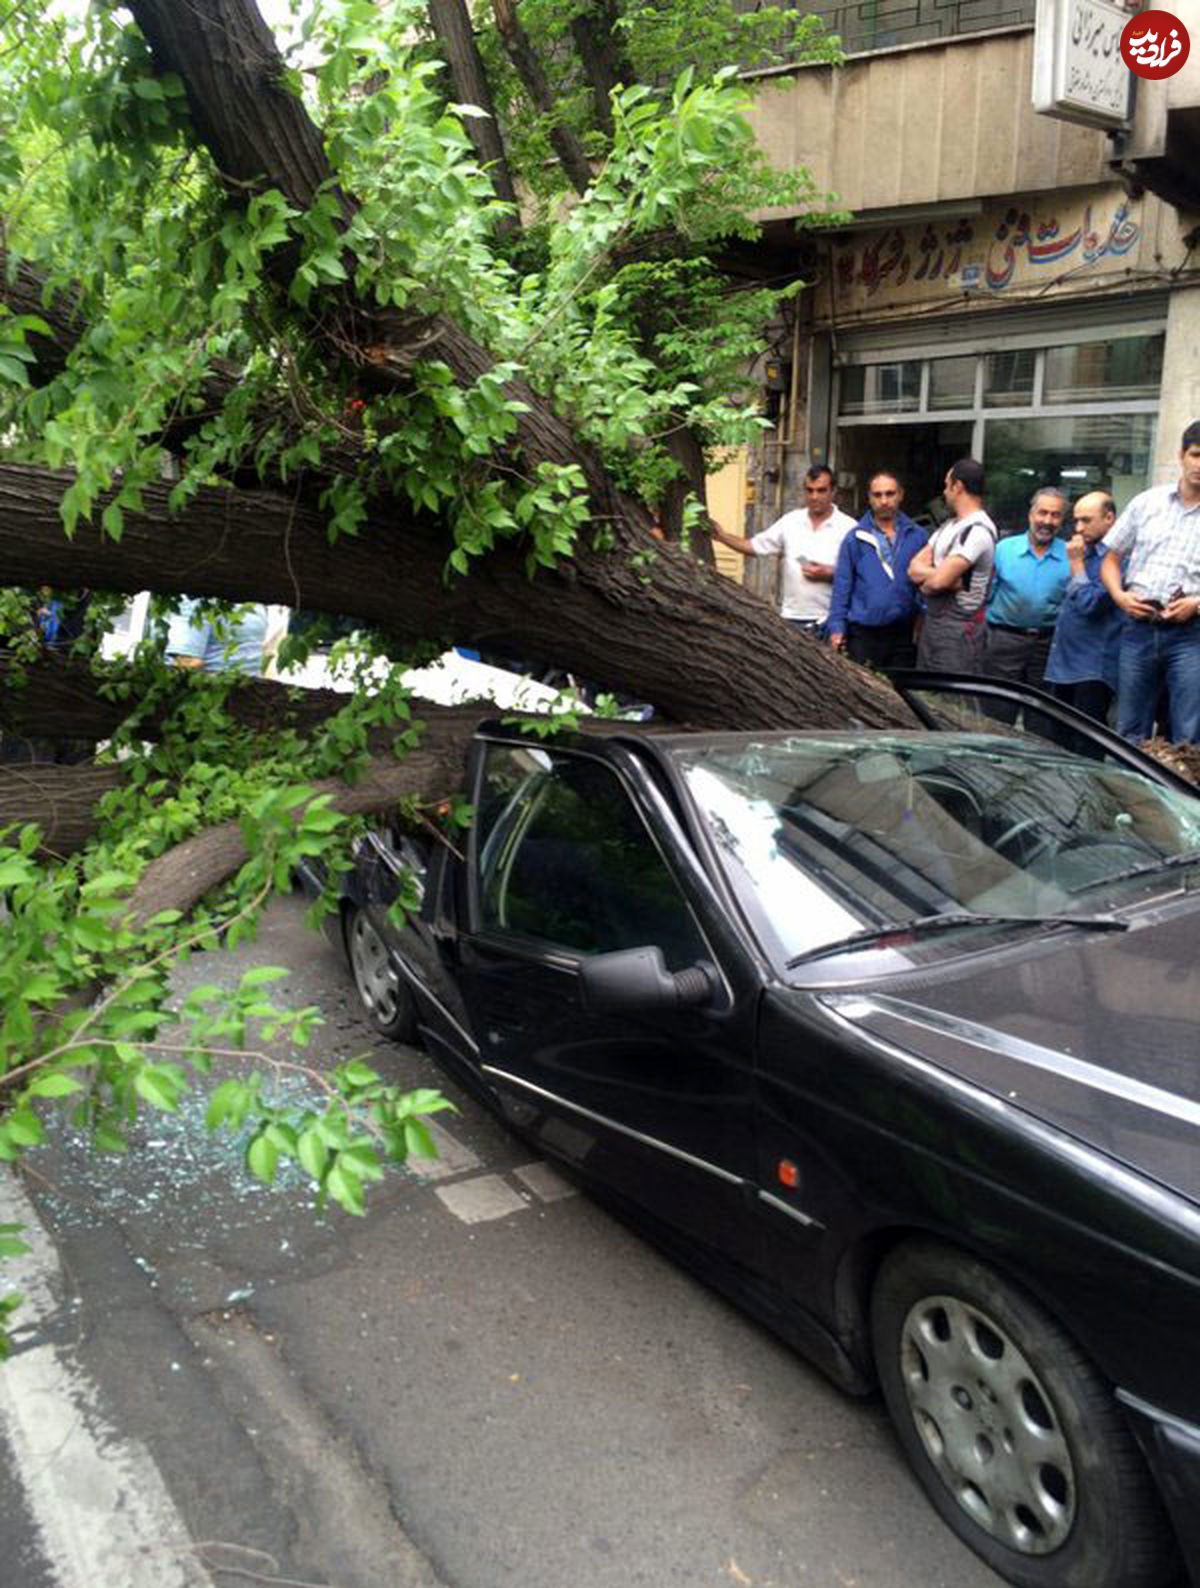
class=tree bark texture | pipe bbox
[0,761,126,855]
[425,0,521,219]
[568,0,629,139]
[489,0,595,197]
[0,463,915,732]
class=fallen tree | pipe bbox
[0,0,903,1243]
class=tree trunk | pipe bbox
[426,0,521,222]
[489,0,595,197]
[0,463,915,732]
[0,762,126,855]
[568,0,629,140]
[660,423,716,564]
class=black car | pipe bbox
[300,678,1200,1588]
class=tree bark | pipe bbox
[489,0,595,197]
[0,463,915,732]
[0,761,126,855]
[426,0,521,222]
[568,0,629,140]
[2,250,83,386]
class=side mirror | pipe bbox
[579,945,718,1017]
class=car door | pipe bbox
[455,734,762,1270]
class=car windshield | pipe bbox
[673,733,1200,968]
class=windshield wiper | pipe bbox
[786,909,1128,969]
[1073,849,1200,894]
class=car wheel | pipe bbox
[870,1240,1177,1588]
[346,906,415,1041]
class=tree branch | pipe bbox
[0,461,916,732]
[490,0,594,197]
[426,0,521,221]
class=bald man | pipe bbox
[1044,491,1122,722]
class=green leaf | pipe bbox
[246,1132,279,1185]
[6,1111,42,1148]
[0,1226,29,1259]
[326,1160,365,1215]
[26,1073,84,1100]
[297,1127,328,1181]
[402,1118,437,1160]
[336,1144,383,1182]
[240,965,289,988]
[134,1067,182,1112]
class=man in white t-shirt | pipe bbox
[711,465,856,632]
[907,457,997,673]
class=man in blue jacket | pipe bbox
[828,472,927,669]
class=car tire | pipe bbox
[345,906,416,1042]
[870,1240,1177,1588]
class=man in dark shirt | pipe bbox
[1045,492,1120,722]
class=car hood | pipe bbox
[814,903,1200,1205]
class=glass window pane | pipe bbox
[928,356,976,411]
[983,349,1035,408]
[1044,334,1164,405]
[982,413,1156,536]
[839,361,921,416]
[478,747,706,968]
[676,736,1200,965]
[835,419,973,523]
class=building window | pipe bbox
[833,329,1162,533]
[1042,334,1163,405]
[982,349,1035,408]
[839,360,922,415]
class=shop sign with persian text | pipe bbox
[1032,0,1133,128]
[830,190,1143,314]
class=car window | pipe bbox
[674,733,1200,966]
[900,684,1127,766]
[476,743,707,969]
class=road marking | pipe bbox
[404,1119,481,1182]
[0,1172,213,1588]
[434,1174,528,1223]
[513,1161,576,1203]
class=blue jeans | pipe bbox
[1116,617,1200,742]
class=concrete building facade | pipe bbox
[727,1,1200,566]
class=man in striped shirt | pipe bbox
[1101,422,1200,743]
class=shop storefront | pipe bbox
[802,184,1176,534]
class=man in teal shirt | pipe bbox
[983,487,1071,688]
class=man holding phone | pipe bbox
[1101,421,1200,743]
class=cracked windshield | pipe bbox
[679,735,1200,965]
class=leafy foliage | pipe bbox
[0,0,841,1346]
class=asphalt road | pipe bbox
[0,893,1012,1588]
